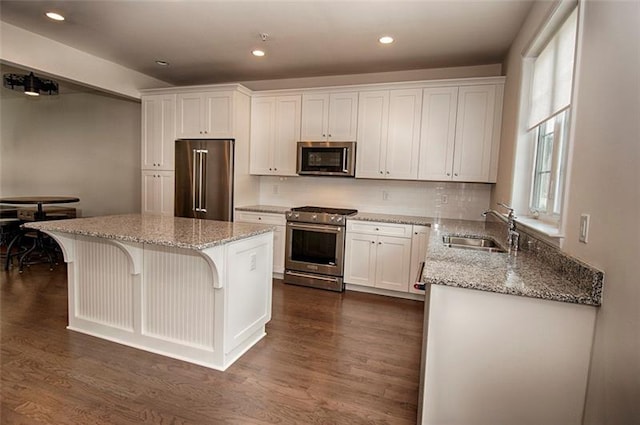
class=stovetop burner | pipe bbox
[290,206,358,216]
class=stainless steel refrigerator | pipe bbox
[175,139,234,221]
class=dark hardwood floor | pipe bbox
[1,264,424,425]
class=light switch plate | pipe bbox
[579,214,590,243]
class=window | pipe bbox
[526,6,578,223]
[530,110,569,216]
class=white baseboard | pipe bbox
[345,283,425,301]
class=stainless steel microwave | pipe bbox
[296,141,356,177]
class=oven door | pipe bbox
[285,222,345,276]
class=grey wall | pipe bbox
[0,90,141,217]
[494,1,640,422]
[566,1,640,422]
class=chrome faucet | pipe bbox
[497,203,519,252]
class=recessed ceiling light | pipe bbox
[252,50,266,57]
[45,12,65,21]
[379,36,394,44]
[155,60,169,66]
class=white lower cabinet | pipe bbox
[344,221,413,292]
[141,170,174,216]
[422,284,596,425]
[235,211,286,274]
[409,225,431,294]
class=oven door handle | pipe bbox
[285,270,341,283]
[287,222,342,233]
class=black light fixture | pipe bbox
[3,72,59,96]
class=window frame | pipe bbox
[519,2,579,231]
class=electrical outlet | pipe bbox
[250,253,257,271]
[441,194,448,204]
[273,185,279,195]
[579,214,590,243]
[382,190,390,201]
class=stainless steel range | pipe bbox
[284,206,358,292]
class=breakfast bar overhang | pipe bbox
[26,214,275,371]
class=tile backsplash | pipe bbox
[258,176,492,220]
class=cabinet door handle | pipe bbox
[386,171,390,174]
[379,171,383,174]
[446,172,451,176]
[328,134,332,137]
[454,173,458,176]
[378,242,382,245]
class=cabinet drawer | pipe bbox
[235,211,286,226]
[347,220,412,238]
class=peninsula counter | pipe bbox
[26,214,275,371]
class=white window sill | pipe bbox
[515,216,565,239]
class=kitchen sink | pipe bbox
[442,235,505,253]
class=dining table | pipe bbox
[0,196,80,220]
[1,196,79,271]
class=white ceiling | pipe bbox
[0,0,534,86]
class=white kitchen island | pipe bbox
[26,214,275,371]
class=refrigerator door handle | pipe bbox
[192,148,198,212]
[199,149,208,213]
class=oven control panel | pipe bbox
[287,208,355,225]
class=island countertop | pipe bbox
[24,214,276,250]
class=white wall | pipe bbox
[258,176,491,220]
[1,91,141,217]
[494,1,640,423]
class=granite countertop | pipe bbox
[231,207,602,306]
[423,219,602,306]
[350,212,432,226]
[25,214,276,250]
[235,205,290,214]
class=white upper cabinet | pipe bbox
[250,95,301,176]
[141,94,176,171]
[386,89,423,179]
[418,84,502,182]
[453,85,497,182]
[356,91,389,178]
[356,89,422,180]
[301,92,358,141]
[176,91,234,139]
[418,87,459,180]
